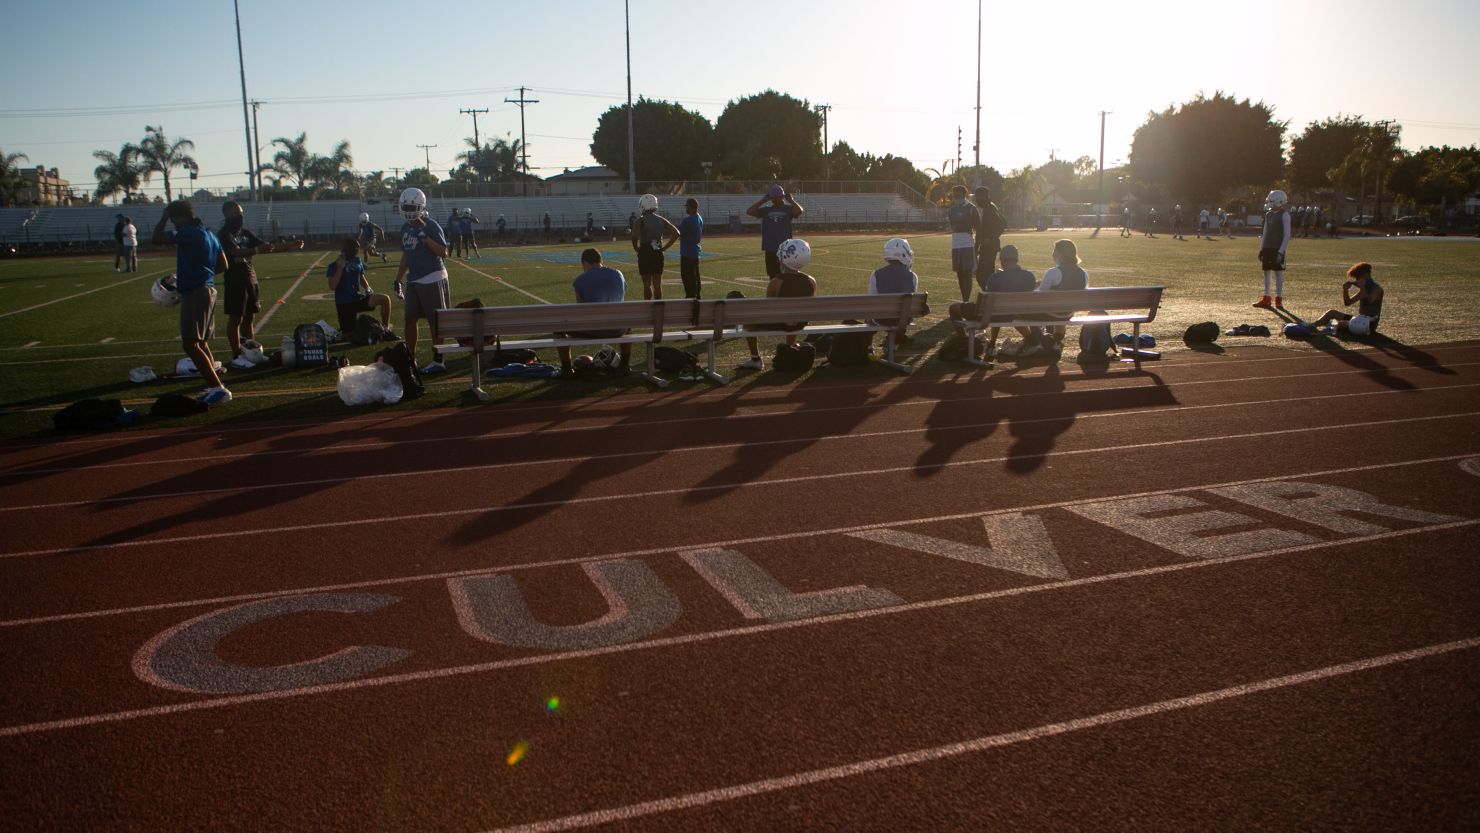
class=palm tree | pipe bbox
[270,132,312,191]
[135,125,198,202]
[92,144,145,203]
[304,140,354,198]
[362,170,388,198]
[0,148,31,206]
[1002,165,1047,222]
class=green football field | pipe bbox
[1,229,1476,439]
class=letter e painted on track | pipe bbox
[680,548,904,622]
[1209,481,1465,535]
[132,593,410,694]
[449,559,681,650]
[848,513,1069,579]
[1065,494,1319,559]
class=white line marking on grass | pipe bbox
[455,261,553,304]
[6,382,1479,514]
[2,520,1475,737]
[255,252,330,330]
[22,341,40,348]
[5,452,1475,628]
[98,337,114,344]
[0,267,169,320]
[484,635,1480,833]
[3,409,1476,559]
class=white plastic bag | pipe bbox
[336,363,403,406]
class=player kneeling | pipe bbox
[328,238,394,337]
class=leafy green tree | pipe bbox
[402,168,438,187]
[1129,92,1286,203]
[0,148,32,206]
[1388,145,1480,223]
[824,141,868,180]
[1329,123,1404,219]
[591,97,715,181]
[1288,115,1368,196]
[135,125,198,203]
[715,90,822,180]
[863,154,929,195]
[92,144,145,203]
[305,139,354,197]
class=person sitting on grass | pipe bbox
[1310,262,1383,336]
[1035,238,1088,351]
[557,248,631,376]
[737,238,818,371]
[328,237,394,337]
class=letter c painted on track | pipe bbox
[132,593,411,694]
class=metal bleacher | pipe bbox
[2,192,937,245]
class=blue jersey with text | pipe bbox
[758,203,795,252]
[400,219,448,280]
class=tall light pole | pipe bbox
[250,100,264,193]
[624,0,636,194]
[233,0,255,199]
[815,104,832,181]
[1096,111,1110,230]
[702,161,712,217]
[973,0,982,181]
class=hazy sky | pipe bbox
[4,0,1478,198]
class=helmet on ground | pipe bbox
[638,194,658,212]
[573,355,595,371]
[359,212,369,223]
[151,274,179,307]
[883,238,914,268]
[777,238,811,271]
[594,345,621,368]
[399,188,427,222]
[1265,189,1288,210]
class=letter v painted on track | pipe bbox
[846,513,1071,580]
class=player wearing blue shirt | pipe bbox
[327,237,393,334]
[152,200,231,404]
[747,184,804,279]
[454,208,480,259]
[678,198,704,299]
[557,249,632,374]
[394,188,452,374]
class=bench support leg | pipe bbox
[961,324,992,368]
[703,340,729,385]
[878,330,913,374]
[467,350,489,401]
[1119,322,1161,363]
[638,343,669,389]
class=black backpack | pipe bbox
[53,398,124,431]
[654,346,700,373]
[351,314,386,346]
[827,331,873,366]
[150,393,208,418]
[937,333,969,362]
[1078,312,1114,358]
[1184,321,1220,345]
[491,336,539,367]
[376,342,425,399]
[772,342,816,373]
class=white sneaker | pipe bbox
[228,355,255,370]
[420,361,447,375]
[197,386,233,405]
[737,356,764,370]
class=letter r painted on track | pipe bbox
[1065,494,1319,559]
[1209,481,1463,535]
[132,593,411,694]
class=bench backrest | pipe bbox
[978,286,1163,319]
[435,298,697,341]
[693,292,929,330]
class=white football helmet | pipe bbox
[594,344,621,369]
[1265,189,1288,210]
[399,188,427,222]
[638,194,658,212]
[777,238,811,271]
[462,207,472,217]
[883,238,914,268]
[359,212,369,223]
[151,274,179,307]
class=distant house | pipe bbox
[544,166,625,196]
[18,166,75,206]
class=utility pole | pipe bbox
[232,0,255,199]
[459,107,489,153]
[624,0,636,194]
[250,100,264,193]
[957,126,963,172]
[974,0,982,177]
[1373,119,1396,223]
[1097,110,1110,230]
[815,104,832,180]
[416,144,437,170]
[504,86,540,197]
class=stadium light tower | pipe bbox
[974,0,981,180]
[233,0,255,199]
[1097,111,1111,230]
[624,0,636,194]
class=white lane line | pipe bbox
[455,260,553,305]
[5,382,1478,513]
[485,635,1480,833]
[98,337,115,344]
[1,520,1475,737]
[4,451,1475,628]
[0,267,170,320]
[5,342,1477,451]
[6,362,1478,478]
[21,341,40,348]
[255,252,331,330]
[4,410,1477,561]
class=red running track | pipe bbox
[2,341,1478,832]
